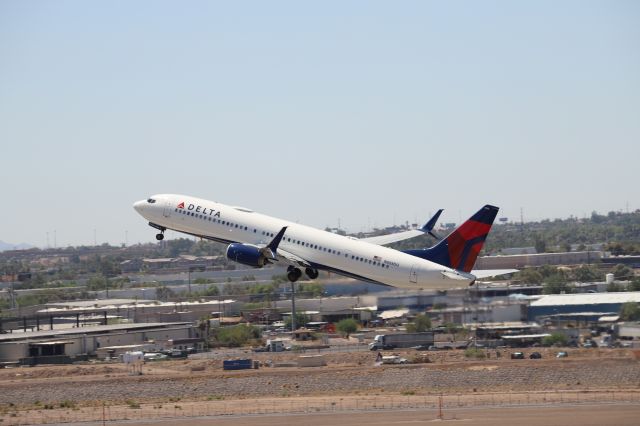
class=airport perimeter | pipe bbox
[2,389,640,425]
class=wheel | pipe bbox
[305,268,319,279]
[287,267,302,282]
[156,233,164,241]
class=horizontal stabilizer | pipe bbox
[361,209,445,246]
[471,269,518,279]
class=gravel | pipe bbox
[1,349,638,406]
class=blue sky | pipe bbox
[1,1,639,247]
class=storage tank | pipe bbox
[606,273,615,285]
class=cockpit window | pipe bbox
[147,198,156,204]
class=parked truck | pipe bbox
[368,332,434,351]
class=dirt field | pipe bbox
[1,347,639,425]
[101,404,640,426]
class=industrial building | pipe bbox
[475,251,602,269]
[37,298,240,324]
[0,322,202,364]
[528,292,640,322]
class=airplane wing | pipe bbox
[275,248,312,268]
[361,229,427,245]
[471,269,519,279]
[361,209,444,246]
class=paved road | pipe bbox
[51,403,640,426]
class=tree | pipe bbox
[620,302,640,321]
[543,281,575,294]
[628,277,640,292]
[336,318,359,338]
[542,332,568,347]
[517,268,543,284]
[284,312,309,330]
[406,314,431,332]
[572,265,601,282]
[214,324,260,347]
[612,264,633,280]
[166,238,195,257]
[297,282,325,298]
[534,236,547,254]
[606,282,624,292]
[86,275,109,291]
[156,285,176,301]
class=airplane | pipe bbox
[133,195,515,290]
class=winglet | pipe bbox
[267,226,288,252]
[420,209,443,240]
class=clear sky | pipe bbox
[1,1,639,248]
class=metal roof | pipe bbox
[530,292,640,307]
[599,315,620,322]
[0,322,191,343]
[503,334,551,339]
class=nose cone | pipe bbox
[133,200,146,214]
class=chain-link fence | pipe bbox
[2,390,640,425]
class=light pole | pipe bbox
[291,282,297,332]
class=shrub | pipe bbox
[464,348,486,359]
[336,318,359,337]
[542,332,568,347]
[215,324,261,347]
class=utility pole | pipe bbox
[290,282,296,332]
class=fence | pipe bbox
[2,390,640,425]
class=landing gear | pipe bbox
[305,268,319,279]
[149,223,166,241]
[287,266,302,282]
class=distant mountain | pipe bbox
[0,241,36,252]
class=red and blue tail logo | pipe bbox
[403,205,498,272]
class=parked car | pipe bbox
[529,352,542,359]
[143,353,168,361]
[510,352,525,359]
[381,355,408,364]
[411,344,431,351]
[556,351,569,358]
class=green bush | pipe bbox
[215,324,261,347]
[542,332,568,347]
[406,314,431,332]
[464,347,486,359]
[336,318,359,337]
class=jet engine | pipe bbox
[226,243,271,268]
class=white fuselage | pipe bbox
[133,194,472,290]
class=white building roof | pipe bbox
[379,308,410,319]
[530,292,640,307]
[0,322,192,343]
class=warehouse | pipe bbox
[0,322,201,364]
[527,292,640,322]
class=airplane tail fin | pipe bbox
[403,205,499,272]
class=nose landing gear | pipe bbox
[149,223,166,241]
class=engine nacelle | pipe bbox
[226,243,267,268]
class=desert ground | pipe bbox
[1,346,639,425]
